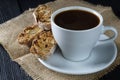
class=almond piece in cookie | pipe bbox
[30,30,57,60]
[17,24,43,46]
[33,5,52,30]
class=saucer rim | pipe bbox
[38,35,117,75]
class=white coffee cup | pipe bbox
[51,6,118,61]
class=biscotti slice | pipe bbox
[30,30,57,60]
[33,5,52,30]
[17,24,43,46]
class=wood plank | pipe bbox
[0,45,33,80]
[0,0,21,24]
[17,0,55,12]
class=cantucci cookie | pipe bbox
[33,5,52,30]
[17,24,43,46]
[30,30,57,60]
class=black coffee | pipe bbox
[54,10,100,30]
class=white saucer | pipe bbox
[38,35,117,75]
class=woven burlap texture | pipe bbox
[0,0,120,80]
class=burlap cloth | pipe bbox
[0,0,120,80]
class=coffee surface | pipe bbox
[54,10,100,30]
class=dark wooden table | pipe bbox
[0,0,120,80]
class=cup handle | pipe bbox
[99,26,118,42]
